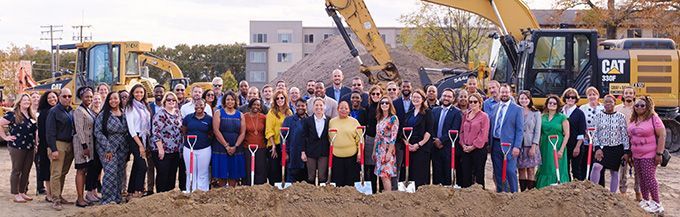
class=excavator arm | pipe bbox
[325,0,400,85]
[138,53,190,89]
[325,0,540,85]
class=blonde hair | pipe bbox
[12,94,36,124]
[586,86,599,96]
[162,92,178,107]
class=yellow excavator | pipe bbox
[24,41,191,101]
[325,0,680,152]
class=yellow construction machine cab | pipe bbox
[25,41,189,103]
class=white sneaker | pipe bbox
[643,201,664,213]
[638,200,650,209]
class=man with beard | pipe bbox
[180,86,211,118]
[615,86,640,199]
[281,99,309,182]
[306,81,338,118]
[430,88,462,186]
[465,75,483,97]
[489,84,524,193]
[340,77,369,108]
[237,80,249,106]
[392,80,413,121]
[325,69,351,102]
[303,80,316,101]
[483,80,500,113]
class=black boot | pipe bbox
[527,180,536,190]
[519,179,527,192]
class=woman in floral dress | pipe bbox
[373,96,399,191]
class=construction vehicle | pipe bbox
[24,41,190,102]
[324,0,680,152]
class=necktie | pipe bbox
[437,108,448,138]
[494,104,506,138]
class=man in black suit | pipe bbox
[390,80,412,190]
[430,88,462,186]
[339,77,369,108]
[325,69,351,102]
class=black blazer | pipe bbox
[393,96,413,123]
[431,106,462,148]
[401,108,434,153]
[566,107,587,150]
[340,92,369,109]
[325,86,351,102]
[302,115,330,158]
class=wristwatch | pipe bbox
[656,152,663,156]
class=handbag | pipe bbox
[651,116,671,167]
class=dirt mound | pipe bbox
[275,36,462,89]
[73,181,646,217]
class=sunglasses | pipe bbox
[371,92,381,96]
[387,88,397,91]
[565,96,577,100]
[62,95,72,99]
[380,101,390,105]
[207,94,214,96]
[277,97,285,100]
[634,104,646,108]
[213,84,222,87]
[469,100,479,104]
[175,89,185,92]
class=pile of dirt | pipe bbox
[74,182,646,217]
[275,36,463,89]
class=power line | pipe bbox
[72,25,92,42]
[40,25,63,78]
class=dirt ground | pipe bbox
[1,146,678,216]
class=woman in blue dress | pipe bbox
[212,91,246,187]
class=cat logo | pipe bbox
[602,59,625,75]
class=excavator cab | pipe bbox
[515,29,599,98]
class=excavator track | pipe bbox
[663,118,680,153]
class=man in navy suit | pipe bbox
[488,84,524,193]
[325,69,351,102]
[431,88,462,186]
[339,77,369,108]
[390,80,412,190]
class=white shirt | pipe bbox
[314,114,326,138]
[180,100,212,118]
[306,96,338,119]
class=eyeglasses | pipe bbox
[565,96,577,100]
[175,89,185,92]
[213,84,222,87]
[277,97,285,100]
[387,88,397,91]
[61,95,72,99]
[548,102,558,105]
[634,104,646,108]
[167,99,177,102]
[380,101,390,105]
[371,92,381,96]
[207,94,214,97]
[469,100,479,104]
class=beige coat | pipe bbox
[73,105,95,165]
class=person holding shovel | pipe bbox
[265,90,292,185]
[328,101,361,187]
[302,98,331,184]
[488,84,523,193]
[181,99,213,192]
[535,95,570,188]
[282,99,309,182]
[374,96,399,191]
[517,91,541,191]
[243,98,268,185]
[401,89,433,189]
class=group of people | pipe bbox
[0,69,667,213]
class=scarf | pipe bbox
[132,100,150,135]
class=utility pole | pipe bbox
[40,25,63,78]
[72,25,92,42]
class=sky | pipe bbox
[0,0,553,50]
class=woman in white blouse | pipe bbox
[124,84,150,198]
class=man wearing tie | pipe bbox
[488,84,524,193]
[431,89,462,186]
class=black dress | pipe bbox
[36,108,52,182]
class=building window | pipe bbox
[653,30,669,38]
[252,33,267,43]
[627,28,642,38]
[324,33,334,39]
[279,33,292,43]
[277,53,292,62]
[304,53,311,57]
[249,51,266,63]
[304,34,314,43]
[249,71,267,82]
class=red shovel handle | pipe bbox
[189,151,194,174]
[405,146,410,167]
[328,146,334,168]
[281,143,287,166]
[502,159,507,183]
[187,135,197,140]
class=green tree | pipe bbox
[150,43,246,85]
[399,2,492,64]
[220,70,238,92]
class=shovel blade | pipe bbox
[319,183,336,187]
[274,182,292,189]
[446,184,461,189]
[398,182,416,193]
[354,182,373,195]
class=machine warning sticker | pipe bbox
[609,83,629,95]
